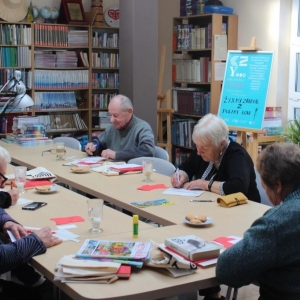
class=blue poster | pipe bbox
[218,51,274,130]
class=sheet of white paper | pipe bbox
[57,224,77,229]
[163,188,204,197]
[108,164,142,169]
[54,229,80,242]
[214,62,226,81]
[15,198,32,206]
[214,34,228,60]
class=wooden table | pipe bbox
[2,142,271,226]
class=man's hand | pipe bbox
[3,221,27,240]
[34,227,63,248]
[7,189,19,206]
[85,142,96,156]
[101,149,116,160]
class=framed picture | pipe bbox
[58,0,87,25]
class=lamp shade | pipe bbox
[14,94,34,108]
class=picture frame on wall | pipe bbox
[57,0,87,25]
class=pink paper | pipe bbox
[50,216,85,225]
[137,184,168,191]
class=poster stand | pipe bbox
[218,37,273,163]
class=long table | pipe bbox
[0,142,272,227]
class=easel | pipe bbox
[157,45,174,160]
[231,38,263,163]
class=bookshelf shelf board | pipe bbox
[173,112,203,118]
[92,127,108,130]
[34,108,89,113]
[34,88,89,91]
[92,67,119,70]
[45,129,88,133]
[174,81,211,85]
[92,87,119,90]
[34,67,89,70]
[92,108,110,111]
[92,47,119,50]
[0,66,31,69]
[0,44,32,47]
[173,49,211,52]
[173,144,195,150]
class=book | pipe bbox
[76,239,151,260]
[164,235,221,260]
[109,165,143,173]
[116,265,131,278]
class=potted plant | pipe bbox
[282,118,300,145]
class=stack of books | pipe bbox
[76,239,151,268]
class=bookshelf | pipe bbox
[171,13,238,165]
[0,22,120,145]
[90,25,119,139]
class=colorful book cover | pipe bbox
[131,199,174,208]
[76,239,151,260]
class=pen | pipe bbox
[11,181,13,190]
[190,199,215,202]
[176,168,180,185]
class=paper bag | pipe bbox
[217,192,248,208]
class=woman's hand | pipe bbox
[185,179,207,190]
[171,170,188,188]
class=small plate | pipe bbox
[34,185,59,194]
[183,216,213,226]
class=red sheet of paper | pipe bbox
[137,184,168,191]
[50,216,85,225]
[12,180,55,190]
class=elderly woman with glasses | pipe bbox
[216,142,300,299]
[0,146,19,208]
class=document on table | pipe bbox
[162,188,204,197]
[63,156,105,167]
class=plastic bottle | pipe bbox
[133,215,139,238]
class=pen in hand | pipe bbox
[176,168,180,187]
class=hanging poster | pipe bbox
[218,50,274,130]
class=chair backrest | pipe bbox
[53,137,82,151]
[255,168,272,206]
[128,157,176,177]
[154,146,169,161]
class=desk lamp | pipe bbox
[0,70,34,120]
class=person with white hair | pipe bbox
[85,94,155,162]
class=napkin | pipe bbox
[217,192,248,208]
[50,216,85,225]
[137,184,168,191]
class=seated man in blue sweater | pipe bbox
[85,94,155,161]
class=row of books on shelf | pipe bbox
[173,88,210,116]
[31,69,89,89]
[34,50,89,68]
[34,24,88,47]
[0,24,31,45]
[174,23,213,50]
[172,56,211,83]
[92,111,111,128]
[174,148,190,167]
[0,46,31,67]
[92,72,119,89]
[92,93,117,108]
[92,52,119,68]
[172,119,197,148]
[34,92,78,110]
[38,113,88,131]
[92,32,118,48]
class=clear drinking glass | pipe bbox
[87,199,104,233]
[14,166,27,194]
[55,142,65,160]
[142,159,153,182]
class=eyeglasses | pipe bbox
[42,149,66,156]
[0,172,8,185]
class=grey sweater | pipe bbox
[216,189,300,299]
[95,115,155,161]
